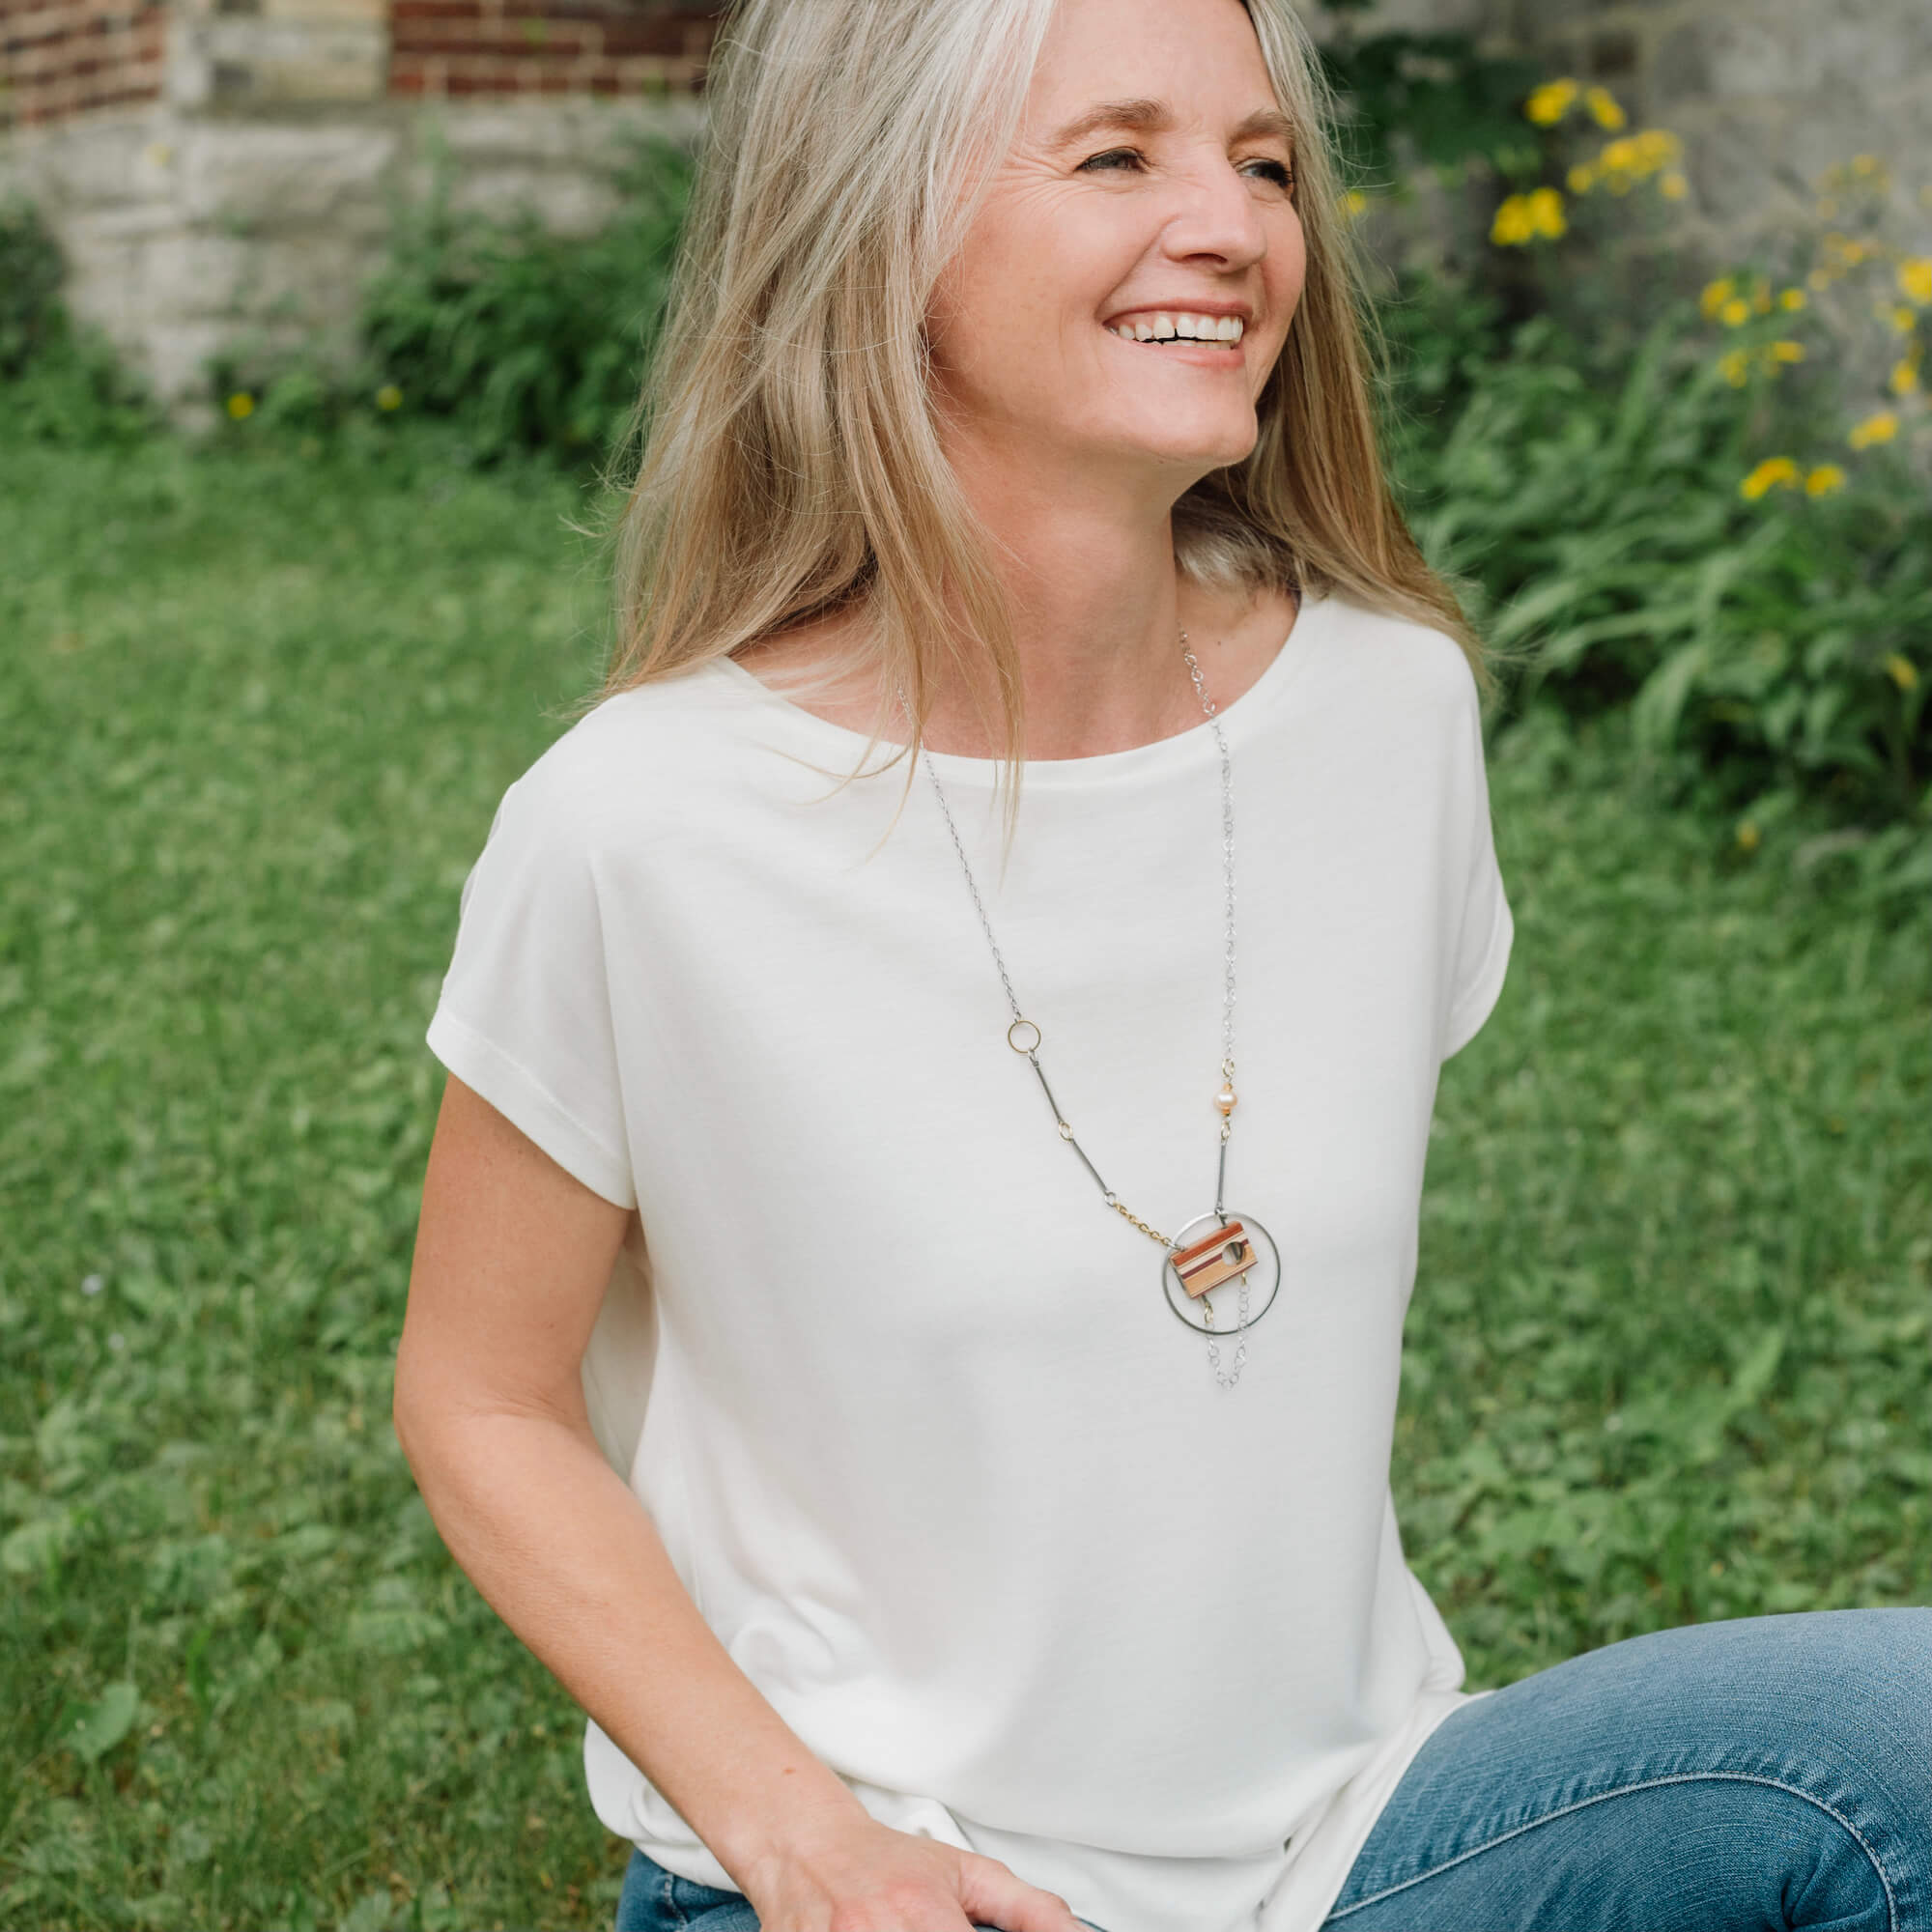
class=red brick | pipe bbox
[588,18,691,55]
[390,33,501,59]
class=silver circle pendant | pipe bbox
[1161,1209,1282,1337]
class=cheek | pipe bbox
[931,193,1143,379]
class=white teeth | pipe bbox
[1111,312,1245,344]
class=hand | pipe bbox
[741,1811,1090,1931]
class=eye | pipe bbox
[1077,147,1146,174]
[1240,157,1295,190]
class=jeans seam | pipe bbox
[660,1866,690,1930]
[1325,1770,1899,1932]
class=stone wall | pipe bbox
[0,0,713,414]
[1486,0,1930,260]
[1306,0,1932,286]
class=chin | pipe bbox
[1121,412,1259,473]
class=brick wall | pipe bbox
[0,0,167,129]
[388,0,718,99]
[0,0,720,125]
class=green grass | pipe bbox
[3,435,1928,1932]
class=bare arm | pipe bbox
[394,1074,1082,1932]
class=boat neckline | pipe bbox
[705,587,1334,787]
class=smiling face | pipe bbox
[927,0,1305,496]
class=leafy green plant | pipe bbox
[1358,66,1932,844]
[355,134,695,464]
[0,197,65,378]
[1318,25,1546,192]
[1384,288,1930,840]
[0,197,155,443]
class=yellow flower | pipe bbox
[1891,359,1923,396]
[1884,653,1920,692]
[1526,186,1567,238]
[1848,411,1899,447]
[1769,340,1805,363]
[1899,258,1932,304]
[1778,287,1806,311]
[1584,85,1627,130]
[1660,172,1689,200]
[1740,457,1800,500]
[1753,285,1774,313]
[376,384,404,412]
[1718,350,1751,387]
[1490,196,1535,245]
[1851,154,1884,180]
[1808,268,1833,291]
[1343,187,1369,220]
[1804,465,1846,496]
[226,392,255,420]
[1568,162,1598,194]
[1888,304,1918,333]
[1525,78,1579,126]
[1719,297,1751,327]
[1735,820,1761,852]
[1700,276,1736,319]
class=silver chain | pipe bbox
[910,633,1251,1388]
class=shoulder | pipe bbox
[492,663,750,854]
[1297,586,1484,738]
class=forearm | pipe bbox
[395,1401,867,1888]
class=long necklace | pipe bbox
[914,632,1282,1389]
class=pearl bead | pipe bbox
[1215,1084,1237,1116]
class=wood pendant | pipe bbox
[1169,1221,1257,1298]
[1161,1209,1282,1338]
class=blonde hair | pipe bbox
[591,0,1490,811]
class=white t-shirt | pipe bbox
[425,583,1513,1932]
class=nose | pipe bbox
[1159,149,1270,272]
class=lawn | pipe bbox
[3,434,1928,1932]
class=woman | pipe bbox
[394,0,1932,1927]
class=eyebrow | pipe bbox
[1045,99,1296,153]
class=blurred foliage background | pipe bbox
[3,18,1929,1932]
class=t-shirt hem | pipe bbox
[426,1006,639,1209]
[1259,1684,1482,1932]
[1439,890,1513,1063]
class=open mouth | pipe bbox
[1108,313,1246,346]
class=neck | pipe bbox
[931,433,1204,760]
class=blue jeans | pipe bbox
[614,1608,1932,1931]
